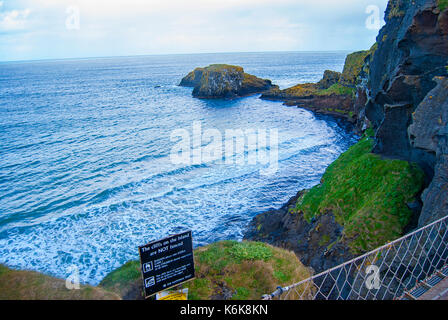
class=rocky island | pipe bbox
[179,64,276,99]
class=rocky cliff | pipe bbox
[364,0,448,225]
[260,48,376,124]
[245,0,448,274]
[179,64,275,99]
[409,76,448,226]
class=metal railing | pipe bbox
[263,215,448,300]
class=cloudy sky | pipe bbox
[0,0,388,61]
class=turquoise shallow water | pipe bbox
[0,52,357,284]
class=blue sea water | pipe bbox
[0,52,358,285]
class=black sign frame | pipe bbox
[138,230,195,298]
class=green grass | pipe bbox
[188,241,312,300]
[294,137,425,254]
[227,241,273,262]
[97,241,313,300]
[339,50,371,86]
[316,83,356,97]
[318,234,331,247]
[99,260,141,297]
[439,0,448,11]
[0,265,120,300]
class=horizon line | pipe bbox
[0,49,357,64]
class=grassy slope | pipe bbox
[100,241,313,300]
[189,241,312,300]
[0,264,120,300]
[99,260,143,299]
[439,0,448,11]
[294,135,425,254]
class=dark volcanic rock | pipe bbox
[244,191,353,274]
[409,77,448,226]
[179,68,204,87]
[179,64,275,99]
[317,70,342,89]
[366,0,448,174]
[244,0,448,283]
[365,0,448,225]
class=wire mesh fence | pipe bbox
[262,214,448,300]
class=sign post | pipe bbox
[138,230,195,299]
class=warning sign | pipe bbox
[138,230,195,298]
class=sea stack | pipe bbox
[179,64,276,99]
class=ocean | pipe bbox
[0,52,358,284]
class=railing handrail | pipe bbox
[263,214,448,300]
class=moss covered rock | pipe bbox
[100,241,312,300]
[180,64,275,99]
[339,50,372,87]
[294,136,425,254]
[317,70,342,89]
[0,265,120,300]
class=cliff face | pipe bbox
[409,77,448,225]
[245,0,448,273]
[179,64,275,99]
[366,0,448,173]
[261,49,376,124]
[365,0,448,225]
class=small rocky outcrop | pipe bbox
[261,79,356,120]
[260,49,375,126]
[179,64,275,99]
[317,70,342,89]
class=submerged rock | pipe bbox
[179,64,275,99]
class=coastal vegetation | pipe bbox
[339,50,371,86]
[293,135,425,254]
[188,241,311,300]
[99,241,312,300]
[259,47,378,122]
[0,264,120,300]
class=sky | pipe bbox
[0,0,388,62]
